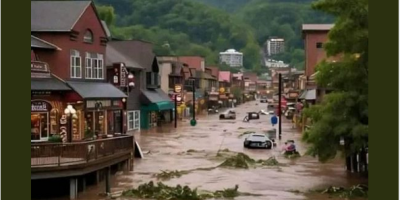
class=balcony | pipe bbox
[31,135,134,179]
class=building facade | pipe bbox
[265,38,285,56]
[219,49,243,68]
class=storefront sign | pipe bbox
[209,95,218,101]
[31,100,52,112]
[113,63,129,87]
[31,61,49,73]
[174,84,182,93]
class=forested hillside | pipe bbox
[95,0,334,70]
[95,0,261,70]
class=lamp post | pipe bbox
[189,77,197,126]
[64,105,77,143]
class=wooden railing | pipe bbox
[31,135,134,167]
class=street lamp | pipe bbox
[64,105,77,143]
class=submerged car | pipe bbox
[243,133,274,149]
[219,109,236,120]
[260,96,268,103]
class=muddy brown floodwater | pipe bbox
[58,101,367,200]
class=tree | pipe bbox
[302,0,368,162]
[96,5,116,27]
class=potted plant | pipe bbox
[84,128,95,140]
[48,134,63,143]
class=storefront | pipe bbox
[31,61,72,142]
[140,89,174,129]
[65,81,127,140]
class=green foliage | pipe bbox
[153,170,190,181]
[95,0,260,68]
[122,181,243,200]
[319,184,368,198]
[302,0,368,162]
[96,5,116,26]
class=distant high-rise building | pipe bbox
[219,49,243,68]
[265,38,285,56]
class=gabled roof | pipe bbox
[219,71,231,83]
[205,66,219,78]
[31,35,61,50]
[31,1,92,32]
[101,21,111,38]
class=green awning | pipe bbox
[141,101,174,111]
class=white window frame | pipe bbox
[70,50,82,78]
[85,53,104,80]
[127,110,140,131]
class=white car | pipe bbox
[243,133,275,149]
[219,109,236,120]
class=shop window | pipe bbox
[127,110,140,131]
[70,50,82,78]
[84,112,94,138]
[50,109,60,136]
[31,113,49,141]
[72,111,81,140]
[94,111,105,135]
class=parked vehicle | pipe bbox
[260,96,268,103]
[243,112,260,122]
[243,133,274,149]
[208,106,219,114]
[219,109,236,120]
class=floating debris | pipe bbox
[122,181,254,200]
[153,170,189,181]
[219,153,256,169]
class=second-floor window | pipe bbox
[85,53,104,80]
[146,72,160,87]
[70,50,82,78]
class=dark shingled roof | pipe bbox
[106,41,143,69]
[31,35,60,50]
[67,81,127,99]
[31,76,71,91]
[31,1,91,31]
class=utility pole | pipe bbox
[278,73,282,140]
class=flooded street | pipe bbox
[75,102,366,200]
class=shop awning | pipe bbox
[141,101,174,111]
[31,76,71,91]
[299,89,316,100]
[67,81,127,99]
[141,89,174,111]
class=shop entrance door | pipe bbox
[114,110,122,134]
[31,112,49,141]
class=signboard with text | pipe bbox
[31,100,52,112]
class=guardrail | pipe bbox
[31,135,134,167]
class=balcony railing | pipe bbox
[31,135,134,167]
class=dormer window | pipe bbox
[84,30,93,43]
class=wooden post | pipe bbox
[105,167,111,194]
[70,178,78,200]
